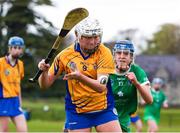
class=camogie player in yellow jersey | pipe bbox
[0,36,27,132]
[38,17,122,132]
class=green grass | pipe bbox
[7,99,180,132]
[9,120,64,132]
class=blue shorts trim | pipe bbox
[0,97,23,117]
[65,108,118,130]
[130,115,140,123]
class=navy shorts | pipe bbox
[130,115,140,123]
[0,97,23,117]
[65,108,118,130]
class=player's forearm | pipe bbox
[38,71,52,89]
[135,83,153,104]
[78,73,106,93]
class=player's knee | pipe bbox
[137,126,143,132]
[153,126,158,132]
[0,124,9,132]
[149,125,158,132]
[17,127,28,132]
[138,124,143,131]
[16,124,28,132]
[0,127,9,132]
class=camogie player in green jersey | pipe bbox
[109,40,153,132]
[143,77,168,132]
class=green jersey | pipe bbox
[109,64,149,132]
[144,89,167,124]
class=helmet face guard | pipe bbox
[8,36,25,48]
[113,40,135,61]
[8,36,25,58]
[113,40,135,74]
[83,45,100,54]
[152,78,164,90]
[75,17,103,38]
[113,40,134,55]
[152,78,164,86]
[75,17,103,54]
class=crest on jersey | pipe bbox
[67,61,77,71]
[4,69,10,76]
[118,91,124,97]
[93,64,97,70]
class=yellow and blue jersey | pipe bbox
[49,43,115,113]
[0,56,24,98]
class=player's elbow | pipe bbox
[38,83,48,89]
[38,80,51,89]
[146,97,153,104]
[38,75,53,89]
[148,99,153,104]
[96,89,104,93]
[96,86,106,93]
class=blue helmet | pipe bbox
[8,36,25,47]
[152,78,164,86]
[113,40,134,54]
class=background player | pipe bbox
[0,36,28,132]
[143,77,168,132]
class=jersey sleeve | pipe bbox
[134,65,149,85]
[48,53,65,76]
[18,60,24,79]
[97,46,115,74]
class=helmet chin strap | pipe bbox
[11,52,23,59]
[12,54,20,59]
[81,45,99,55]
[115,62,132,75]
[79,40,101,55]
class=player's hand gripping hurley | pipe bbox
[29,8,89,83]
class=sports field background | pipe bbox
[7,98,180,132]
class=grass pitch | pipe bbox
[7,99,180,132]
